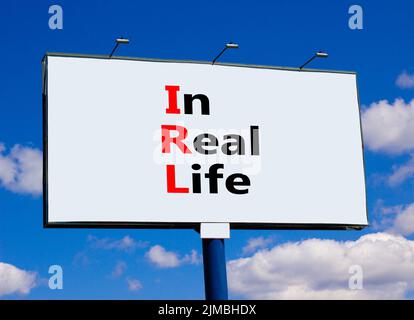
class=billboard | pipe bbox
[42,53,368,229]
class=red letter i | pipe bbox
[165,85,181,114]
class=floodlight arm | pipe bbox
[299,51,328,70]
[212,43,239,65]
[109,38,130,58]
[212,47,228,65]
[109,43,120,58]
[299,55,317,70]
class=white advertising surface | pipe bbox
[44,54,367,228]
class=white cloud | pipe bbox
[227,233,414,299]
[242,236,275,255]
[0,143,42,195]
[371,201,414,237]
[146,245,201,268]
[182,249,202,265]
[72,250,90,267]
[87,235,148,252]
[111,261,127,278]
[362,99,414,154]
[391,203,414,236]
[0,262,37,297]
[396,71,414,89]
[388,156,414,186]
[146,245,181,268]
[126,277,142,292]
[370,200,402,231]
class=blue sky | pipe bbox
[1,0,414,299]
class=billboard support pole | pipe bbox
[200,223,230,300]
[202,238,228,300]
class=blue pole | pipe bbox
[202,238,228,300]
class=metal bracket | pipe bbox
[200,223,230,239]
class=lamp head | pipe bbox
[316,51,328,58]
[226,43,239,49]
[116,38,130,45]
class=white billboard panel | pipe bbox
[43,54,367,229]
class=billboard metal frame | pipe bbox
[42,52,368,230]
